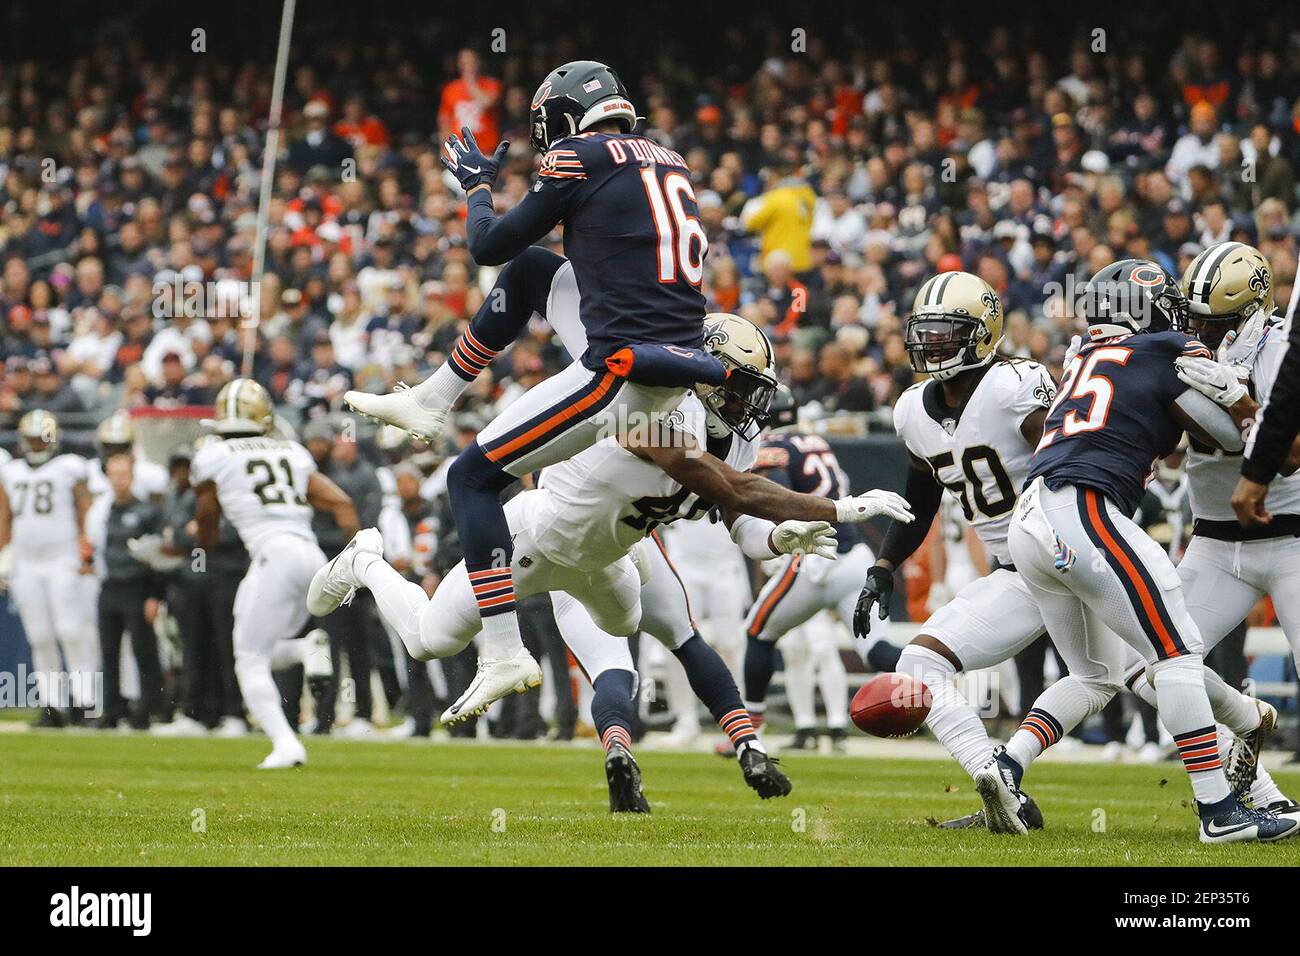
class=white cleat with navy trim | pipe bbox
[441,649,543,725]
[344,386,448,443]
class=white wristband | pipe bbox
[729,514,779,560]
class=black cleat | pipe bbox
[784,728,818,751]
[739,745,793,799]
[827,727,848,753]
[32,707,65,729]
[605,743,651,814]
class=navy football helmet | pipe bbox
[1082,259,1188,340]
[529,61,638,151]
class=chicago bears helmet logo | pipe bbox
[531,82,553,110]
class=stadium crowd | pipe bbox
[0,8,1297,743]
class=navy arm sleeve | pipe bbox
[465,186,568,266]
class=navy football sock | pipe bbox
[592,669,636,753]
[673,634,759,748]
[743,635,778,708]
[446,443,521,644]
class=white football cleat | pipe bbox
[440,649,543,725]
[258,739,307,769]
[307,528,383,617]
[344,385,449,443]
[302,628,333,681]
[973,759,1029,835]
[337,717,375,739]
[151,714,209,737]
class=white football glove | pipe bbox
[1063,333,1084,367]
[770,520,839,560]
[1174,355,1247,407]
[1217,308,1268,367]
[834,490,914,524]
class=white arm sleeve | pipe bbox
[729,513,778,560]
[1175,389,1245,453]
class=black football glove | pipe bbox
[853,565,895,638]
[441,126,509,192]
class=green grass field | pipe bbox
[2,731,1299,866]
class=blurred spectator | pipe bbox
[438,48,503,151]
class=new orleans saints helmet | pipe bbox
[1082,259,1187,339]
[1180,241,1274,350]
[699,313,778,440]
[906,271,1004,380]
[97,411,135,458]
[18,409,60,464]
[211,378,274,436]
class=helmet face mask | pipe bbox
[905,314,983,380]
[705,365,776,441]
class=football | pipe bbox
[850,674,932,738]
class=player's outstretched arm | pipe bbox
[626,439,912,525]
[462,185,567,265]
[307,472,359,541]
[873,453,944,574]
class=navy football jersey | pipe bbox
[754,432,862,553]
[1027,331,1213,516]
[532,132,708,368]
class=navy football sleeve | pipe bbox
[465,187,567,265]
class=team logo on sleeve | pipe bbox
[1033,377,1056,408]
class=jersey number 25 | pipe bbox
[1037,346,1133,450]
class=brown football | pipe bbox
[850,673,932,738]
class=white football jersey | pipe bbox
[535,393,758,570]
[191,436,317,554]
[894,360,1056,564]
[1187,316,1300,521]
[0,453,88,562]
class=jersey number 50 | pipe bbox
[641,169,707,286]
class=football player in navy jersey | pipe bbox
[345,62,766,721]
[742,389,900,750]
[1006,259,1296,843]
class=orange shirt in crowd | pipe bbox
[439,76,503,150]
